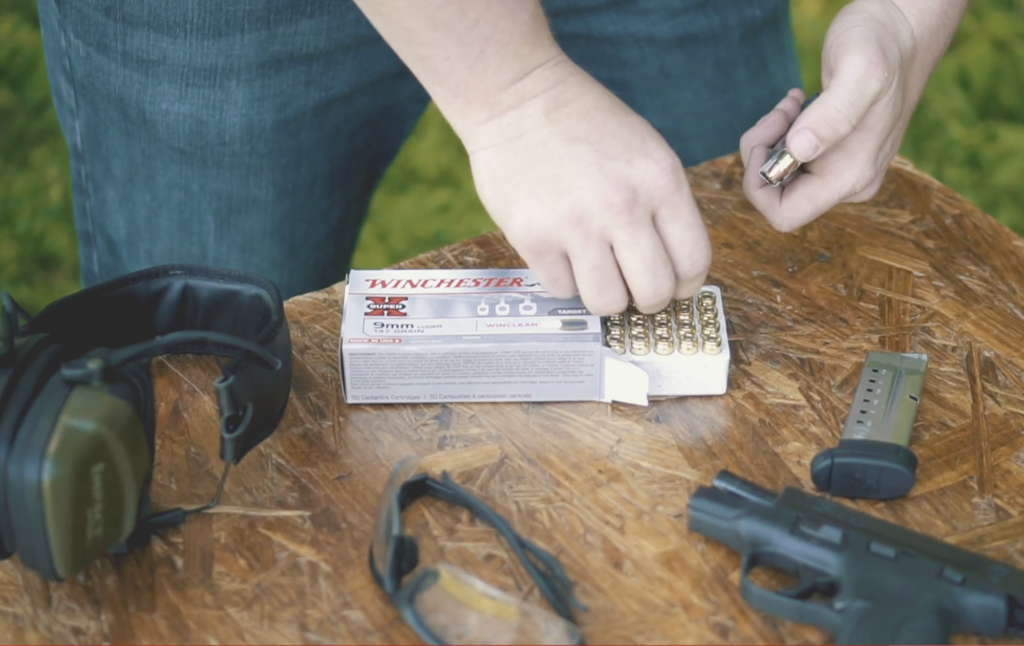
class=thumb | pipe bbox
[785,48,890,163]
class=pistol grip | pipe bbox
[833,604,950,645]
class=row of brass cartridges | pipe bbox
[604,312,628,354]
[626,302,671,355]
[603,304,683,355]
[603,295,722,355]
[695,291,723,355]
[604,306,662,355]
[671,293,722,354]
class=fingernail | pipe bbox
[787,129,821,162]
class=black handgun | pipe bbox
[688,470,1024,644]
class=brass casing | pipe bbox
[678,332,699,355]
[702,334,723,355]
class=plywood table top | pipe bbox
[4,152,1024,644]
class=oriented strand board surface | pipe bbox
[4,153,1024,644]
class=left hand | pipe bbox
[739,0,967,231]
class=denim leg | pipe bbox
[36,0,429,299]
[544,0,803,167]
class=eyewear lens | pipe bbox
[371,455,421,591]
[406,564,582,645]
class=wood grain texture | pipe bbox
[4,153,1024,644]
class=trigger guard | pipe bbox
[739,551,840,633]
[779,566,823,600]
[741,550,826,598]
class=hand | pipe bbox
[740,0,968,231]
[348,0,710,315]
[460,56,711,315]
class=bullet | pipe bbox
[702,333,723,355]
[678,331,699,355]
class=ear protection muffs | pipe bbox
[0,264,292,581]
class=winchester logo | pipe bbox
[85,462,106,543]
[366,296,408,316]
[362,277,525,290]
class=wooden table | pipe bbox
[5,152,1024,645]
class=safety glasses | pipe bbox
[370,456,586,645]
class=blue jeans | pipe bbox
[37,0,801,299]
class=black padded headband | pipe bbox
[16,264,293,463]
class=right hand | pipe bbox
[455,55,711,316]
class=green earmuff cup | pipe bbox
[7,374,151,581]
[0,333,153,581]
[0,335,66,560]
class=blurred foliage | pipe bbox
[1,0,1022,311]
[0,0,78,311]
[352,102,494,271]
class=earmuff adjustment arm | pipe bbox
[126,461,234,547]
[58,356,112,386]
[0,292,32,368]
[185,461,232,516]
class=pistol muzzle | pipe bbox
[711,470,777,506]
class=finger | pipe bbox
[753,87,807,130]
[740,89,807,168]
[609,220,677,313]
[784,48,891,163]
[742,148,857,231]
[522,250,578,299]
[742,143,792,227]
[505,224,580,298]
[783,86,806,107]
[842,170,886,204]
[841,130,903,203]
[652,187,711,300]
[566,243,629,316]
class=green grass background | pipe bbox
[2,0,1023,311]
